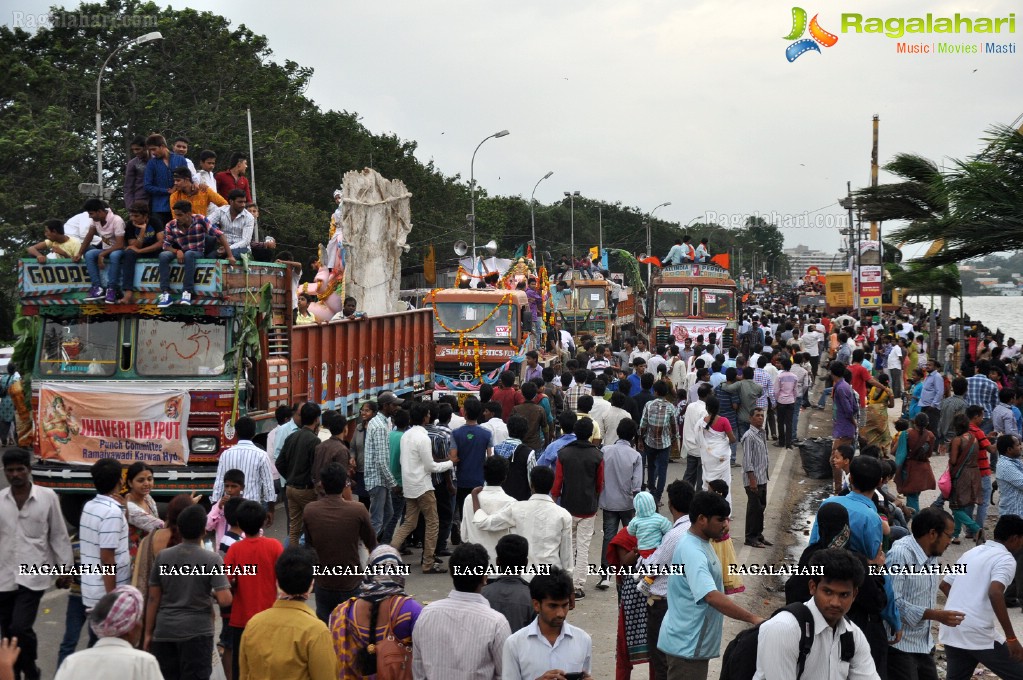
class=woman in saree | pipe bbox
[700,396,735,512]
[948,413,984,544]
[330,545,424,678]
[607,526,650,680]
[862,372,894,451]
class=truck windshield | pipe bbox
[576,288,607,311]
[701,289,735,319]
[40,318,119,377]
[433,302,517,340]
[136,318,228,376]
[654,288,691,316]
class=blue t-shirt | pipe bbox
[451,424,492,489]
[657,531,723,659]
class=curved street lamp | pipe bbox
[469,129,510,272]
[646,201,671,284]
[530,171,554,249]
[95,31,163,198]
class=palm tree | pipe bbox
[854,153,955,362]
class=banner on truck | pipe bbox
[38,383,190,465]
[669,321,727,344]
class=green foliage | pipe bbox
[11,313,40,394]
[224,281,273,420]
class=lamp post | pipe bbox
[469,129,510,273]
[95,31,163,199]
[530,170,554,249]
[564,191,581,271]
[647,201,671,284]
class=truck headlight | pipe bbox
[190,437,217,453]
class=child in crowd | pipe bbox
[627,491,672,558]
[217,496,244,679]
[830,443,854,495]
[706,479,744,594]
[27,219,82,262]
[207,468,245,548]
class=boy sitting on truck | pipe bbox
[27,218,82,262]
[157,199,235,308]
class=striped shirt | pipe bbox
[752,368,776,408]
[774,370,799,405]
[995,455,1023,518]
[741,425,770,486]
[211,440,277,504]
[887,534,942,654]
[426,423,455,485]
[640,398,677,450]
[412,590,511,679]
[645,515,691,597]
[364,413,396,489]
[79,495,131,607]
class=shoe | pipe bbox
[423,563,447,574]
[435,549,452,557]
[574,589,586,599]
[157,292,173,308]
[744,540,766,548]
[792,439,804,446]
[85,286,105,301]
[104,288,117,303]
[597,576,611,591]
[399,546,413,556]
[179,290,192,306]
[951,537,961,544]
[759,538,774,546]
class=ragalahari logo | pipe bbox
[784,7,839,61]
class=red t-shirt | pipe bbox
[848,363,871,407]
[968,424,992,477]
[493,385,525,422]
[224,535,284,627]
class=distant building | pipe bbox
[785,245,840,275]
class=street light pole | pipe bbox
[564,191,581,270]
[647,201,671,285]
[530,170,554,249]
[95,31,163,199]
[469,129,510,274]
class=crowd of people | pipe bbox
[27,135,263,307]
[4,275,1023,679]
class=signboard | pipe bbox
[21,261,222,296]
[38,383,190,465]
[669,321,727,344]
[660,263,729,279]
[859,265,882,307]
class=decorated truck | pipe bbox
[551,274,614,348]
[638,263,740,350]
[15,257,433,521]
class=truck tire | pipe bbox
[60,494,89,531]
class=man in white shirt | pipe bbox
[647,347,668,377]
[80,458,132,646]
[211,417,277,519]
[630,338,653,364]
[482,403,510,447]
[938,514,1023,678]
[886,338,905,400]
[471,466,573,575]
[460,456,515,567]
[208,191,255,258]
[0,449,74,680]
[682,383,712,490]
[64,211,102,249]
[390,403,455,574]
[54,585,163,680]
[502,567,593,680]
[754,548,879,679]
[800,323,823,380]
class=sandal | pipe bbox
[951,538,961,544]
[974,529,985,545]
[422,563,447,574]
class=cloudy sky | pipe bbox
[8,0,1021,255]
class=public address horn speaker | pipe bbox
[453,240,468,256]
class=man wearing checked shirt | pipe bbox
[886,508,965,680]
[157,200,235,308]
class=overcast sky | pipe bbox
[8,0,1021,256]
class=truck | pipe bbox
[551,274,614,348]
[427,286,553,401]
[824,271,854,315]
[17,257,433,522]
[638,263,740,351]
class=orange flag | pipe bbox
[637,255,662,267]
[710,253,730,269]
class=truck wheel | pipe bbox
[60,494,89,531]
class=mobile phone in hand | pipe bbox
[564,674,584,680]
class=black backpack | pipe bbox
[720,603,816,680]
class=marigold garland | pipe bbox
[430,289,515,379]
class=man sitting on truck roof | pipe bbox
[157,200,235,308]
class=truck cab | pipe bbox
[642,263,739,350]
[551,275,613,348]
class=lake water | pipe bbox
[961,295,1023,340]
